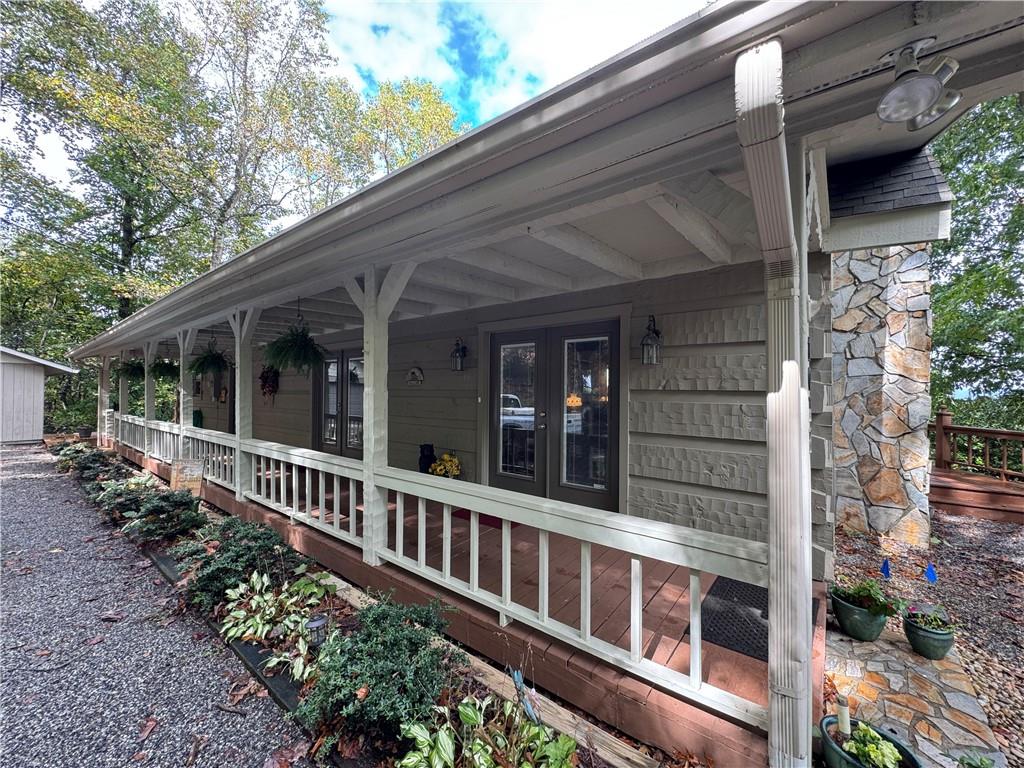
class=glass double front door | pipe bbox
[318,351,364,459]
[490,320,618,511]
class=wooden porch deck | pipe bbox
[121,444,828,765]
[929,468,1024,522]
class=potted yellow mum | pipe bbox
[429,452,461,479]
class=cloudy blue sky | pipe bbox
[322,1,704,127]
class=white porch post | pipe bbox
[96,355,110,446]
[118,351,129,442]
[735,40,811,767]
[348,262,416,565]
[177,328,198,457]
[229,308,260,501]
[143,341,157,457]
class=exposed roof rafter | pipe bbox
[531,225,643,280]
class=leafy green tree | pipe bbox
[929,95,1024,429]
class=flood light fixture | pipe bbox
[876,38,942,123]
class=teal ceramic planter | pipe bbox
[903,616,955,660]
[830,589,888,642]
[820,716,923,768]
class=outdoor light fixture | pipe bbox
[450,337,467,372]
[306,614,329,648]
[876,39,961,130]
[640,315,662,366]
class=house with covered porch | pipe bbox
[72,3,1024,766]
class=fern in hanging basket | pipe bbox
[120,358,146,380]
[187,341,231,377]
[149,359,179,379]
[263,325,326,376]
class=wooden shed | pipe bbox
[0,346,78,444]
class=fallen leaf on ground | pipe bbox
[185,734,209,766]
[216,702,247,715]
[34,649,52,657]
[131,751,148,762]
[355,685,369,700]
[101,610,126,622]
[85,636,104,646]
[263,740,310,768]
[138,716,158,742]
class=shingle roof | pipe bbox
[828,148,952,219]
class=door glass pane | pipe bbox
[323,359,338,444]
[562,336,610,490]
[347,357,364,449]
[499,342,536,478]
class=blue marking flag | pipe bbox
[925,562,938,584]
[880,558,891,580]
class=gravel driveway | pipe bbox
[1,444,310,767]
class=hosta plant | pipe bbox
[94,474,160,523]
[399,694,577,768]
[219,566,336,644]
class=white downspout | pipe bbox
[735,39,812,768]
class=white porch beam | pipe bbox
[361,268,388,565]
[531,224,643,280]
[449,248,573,292]
[230,307,261,501]
[117,351,130,439]
[177,328,198,456]
[344,276,365,313]
[412,268,518,302]
[645,193,734,264]
[661,173,761,251]
[142,341,158,456]
[96,356,110,447]
[736,39,810,768]
[400,283,472,311]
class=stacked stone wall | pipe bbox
[831,244,932,546]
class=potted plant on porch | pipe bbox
[820,715,923,768]
[830,578,903,642]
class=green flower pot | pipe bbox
[820,716,923,768]
[903,616,955,660]
[830,589,888,642]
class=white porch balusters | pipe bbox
[736,40,812,767]
[143,341,157,457]
[118,351,129,444]
[177,328,198,459]
[96,356,110,447]
[229,308,261,501]
[348,262,416,565]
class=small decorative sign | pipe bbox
[170,458,205,495]
[405,366,424,386]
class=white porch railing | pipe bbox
[109,427,768,730]
[241,438,364,549]
[182,426,237,490]
[147,419,181,462]
[119,414,146,452]
[374,466,769,729]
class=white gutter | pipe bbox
[71,1,832,359]
[734,40,811,768]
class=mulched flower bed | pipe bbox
[834,509,1024,766]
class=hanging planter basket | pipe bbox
[263,325,326,376]
[187,341,231,378]
[120,358,146,380]
[259,365,281,402]
[149,359,179,379]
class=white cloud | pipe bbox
[321,0,704,124]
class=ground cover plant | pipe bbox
[122,489,208,543]
[94,474,161,523]
[296,597,464,762]
[172,517,306,612]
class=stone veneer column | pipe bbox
[832,244,932,546]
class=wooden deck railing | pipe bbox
[930,409,1024,482]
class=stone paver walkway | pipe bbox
[0,445,311,767]
[826,628,1006,768]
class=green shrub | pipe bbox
[956,753,995,768]
[123,490,207,543]
[171,517,305,613]
[831,578,904,617]
[399,694,577,768]
[296,597,462,759]
[842,722,901,768]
